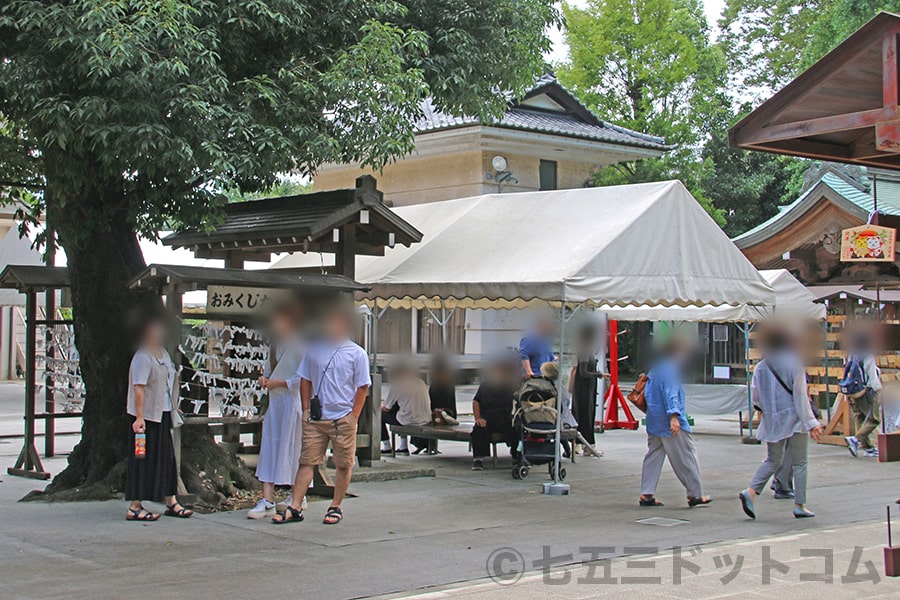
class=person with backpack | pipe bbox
[739,327,823,520]
[843,330,883,458]
[639,337,712,508]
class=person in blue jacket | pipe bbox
[519,315,556,378]
[639,337,712,508]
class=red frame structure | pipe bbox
[602,320,639,430]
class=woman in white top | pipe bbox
[248,305,306,519]
[125,313,192,521]
[739,327,823,520]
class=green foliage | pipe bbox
[0,0,558,247]
[720,0,900,94]
[220,176,313,203]
[558,0,729,223]
[701,127,804,237]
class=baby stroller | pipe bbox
[511,376,566,481]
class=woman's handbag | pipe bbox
[627,374,649,413]
[171,407,184,428]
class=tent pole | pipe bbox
[544,284,571,496]
[744,323,752,437]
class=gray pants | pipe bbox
[750,432,809,505]
[641,432,703,499]
[774,436,793,492]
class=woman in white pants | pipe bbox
[739,327,823,520]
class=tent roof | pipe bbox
[0,229,45,305]
[601,269,824,322]
[275,181,774,309]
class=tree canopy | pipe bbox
[0,0,558,499]
[558,0,730,221]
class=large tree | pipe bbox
[720,0,900,95]
[558,0,729,220]
[0,0,557,501]
[701,126,804,237]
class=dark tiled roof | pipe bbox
[414,77,669,151]
[129,264,368,292]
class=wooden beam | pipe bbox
[734,106,899,146]
[886,32,899,108]
[876,118,900,152]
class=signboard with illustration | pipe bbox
[840,224,896,262]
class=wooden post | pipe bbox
[8,290,50,479]
[334,223,357,280]
[221,254,244,449]
[44,229,56,457]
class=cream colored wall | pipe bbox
[479,153,595,194]
[313,150,485,206]
[314,150,597,205]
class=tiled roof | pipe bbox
[414,78,670,151]
[733,171,900,247]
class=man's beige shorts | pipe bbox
[300,413,358,469]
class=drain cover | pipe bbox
[636,517,689,527]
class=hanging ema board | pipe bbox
[840,224,896,261]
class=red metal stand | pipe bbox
[602,320,639,430]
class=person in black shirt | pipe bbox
[569,323,607,449]
[428,354,458,422]
[471,356,519,470]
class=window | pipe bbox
[539,160,557,191]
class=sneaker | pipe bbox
[248,499,275,519]
[395,447,410,456]
[773,488,795,500]
[380,443,392,453]
[440,410,459,426]
[276,495,308,512]
[863,448,879,458]
[845,436,860,458]
[472,458,484,471]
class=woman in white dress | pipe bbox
[248,307,306,519]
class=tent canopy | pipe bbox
[601,269,824,322]
[297,181,775,310]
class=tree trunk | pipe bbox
[31,186,258,508]
[42,202,150,499]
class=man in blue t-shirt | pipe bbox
[519,316,556,378]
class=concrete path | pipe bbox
[1,380,899,599]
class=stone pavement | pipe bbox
[2,379,900,599]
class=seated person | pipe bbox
[380,362,431,455]
[428,354,458,425]
[471,355,520,471]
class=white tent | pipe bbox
[275,181,775,310]
[600,269,824,322]
[0,228,43,306]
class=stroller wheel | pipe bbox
[518,465,529,480]
[511,466,521,479]
[558,467,567,481]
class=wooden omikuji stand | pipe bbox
[0,266,78,480]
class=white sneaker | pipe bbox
[277,494,309,511]
[247,499,275,519]
[276,495,293,512]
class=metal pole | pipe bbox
[544,283,571,495]
[744,323,753,437]
[44,229,56,457]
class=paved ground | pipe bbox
[1,381,900,599]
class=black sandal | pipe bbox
[688,496,713,507]
[272,505,304,525]
[323,506,343,524]
[639,496,664,507]
[126,507,160,522]
[165,503,194,518]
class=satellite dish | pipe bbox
[491,155,508,172]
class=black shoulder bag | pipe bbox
[309,345,343,421]
[768,364,821,420]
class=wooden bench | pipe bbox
[388,423,577,467]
